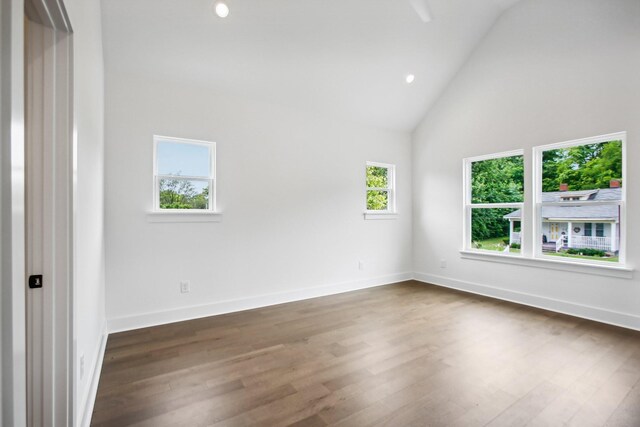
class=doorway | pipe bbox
[24,0,73,425]
[549,222,560,241]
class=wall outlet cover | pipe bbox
[180,281,190,293]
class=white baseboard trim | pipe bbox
[80,322,108,427]
[414,272,640,331]
[108,272,414,333]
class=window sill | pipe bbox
[364,212,398,220]
[459,250,633,279]
[146,211,223,223]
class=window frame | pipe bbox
[532,131,626,266]
[365,161,396,215]
[462,149,525,256]
[152,135,217,213]
[584,223,592,237]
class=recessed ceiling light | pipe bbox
[405,74,415,84]
[214,1,229,18]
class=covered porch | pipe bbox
[506,219,619,253]
[540,221,618,253]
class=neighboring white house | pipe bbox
[504,184,622,253]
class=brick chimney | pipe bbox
[610,179,621,188]
[559,183,569,192]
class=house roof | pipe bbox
[504,188,622,221]
[541,188,622,203]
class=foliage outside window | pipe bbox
[366,162,395,212]
[154,136,216,211]
[464,151,524,254]
[542,140,622,192]
[536,135,624,264]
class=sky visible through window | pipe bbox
[157,140,210,177]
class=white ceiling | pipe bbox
[101,0,521,132]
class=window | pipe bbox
[584,223,592,236]
[535,133,625,264]
[153,135,216,211]
[462,133,628,275]
[366,162,396,213]
[463,151,524,254]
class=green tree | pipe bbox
[471,156,523,204]
[542,140,622,192]
[159,179,209,209]
[471,156,523,241]
[191,186,209,209]
[366,166,389,210]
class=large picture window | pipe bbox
[534,133,625,264]
[464,151,524,254]
[153,135,216,211]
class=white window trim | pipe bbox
[364,212,399,220]
[146,211,223,223]
[459,249,633,279]
[364,161,397,219]
[150,135,221,219]
[459,132,632,278]
[533,131,627,267]
[462,149,524,256]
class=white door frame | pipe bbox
[1,0,28,425]
[24,0,74,425]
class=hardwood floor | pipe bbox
[92,281,640,426]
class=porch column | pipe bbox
[509,220,514,244]
[610,222,617,252]
[567,221,572,248]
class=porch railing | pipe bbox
[570,236,611,251]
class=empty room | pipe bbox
[1,0,640,426]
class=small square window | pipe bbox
[153,136,216,211]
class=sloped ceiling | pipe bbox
[101,0,521,132]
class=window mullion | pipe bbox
[470,203,523,209]
[158,174,209,181]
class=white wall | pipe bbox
[413,0,640,329]
[104,71,413,331]
[64,0,107,424]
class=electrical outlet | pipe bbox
[80,354,85,380]
[180,280,190,293]
[440,259,447,269]
[358,261,365,271]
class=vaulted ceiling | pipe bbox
[101,0,521,132]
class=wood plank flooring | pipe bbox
[92,281,640,426]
